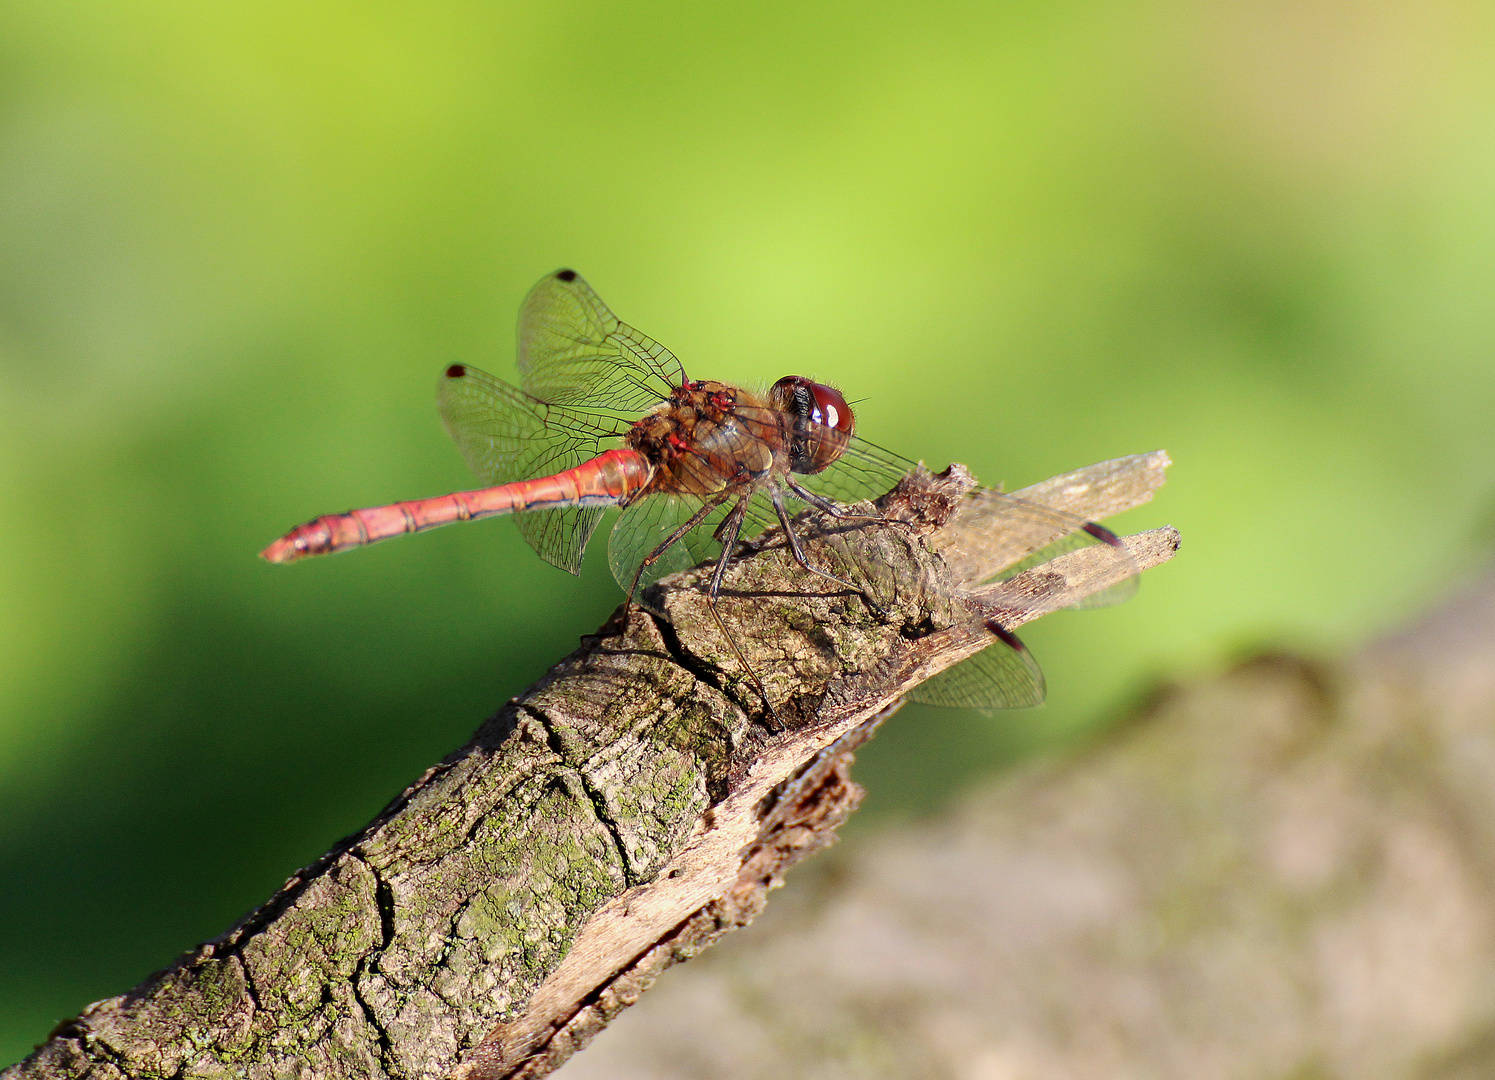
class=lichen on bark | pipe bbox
[4,453,1176,1080]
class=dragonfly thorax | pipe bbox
[624,379,783,497]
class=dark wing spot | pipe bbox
[1082,521,1124,547]
[445,364,467,378]
[988,622,1028,652]
[556,269,577,282]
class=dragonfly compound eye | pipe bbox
[770,376,855,474]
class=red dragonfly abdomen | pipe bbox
[260,447,652,564]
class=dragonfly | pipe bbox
[262,269,1136,713]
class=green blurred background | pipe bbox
[3,0,1494,1062]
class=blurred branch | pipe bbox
[3,453,1175,1080]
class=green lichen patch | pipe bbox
[355,762,629,1048]
[517,619,742,883]
[365,712,568,877]
[82,954,258,1077]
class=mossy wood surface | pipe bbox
[4,453,1176,1080]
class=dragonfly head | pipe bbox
[769,376,855,474]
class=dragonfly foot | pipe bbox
[758,700,784,733]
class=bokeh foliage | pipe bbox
[3,0,1494,1062]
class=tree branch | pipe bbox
[559,574,1495,1080]
[5,452,1176,1080]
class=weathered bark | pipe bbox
[3,453,1176,1080]
[558,571,1495,1080]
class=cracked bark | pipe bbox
[559,575,1495,1080]
[3,452,1177,1080]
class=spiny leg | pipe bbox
[704,494,781,729]
[770,487,888,618]
[618,493,780,726]
[786,477,883,522]
[624,495,726,615]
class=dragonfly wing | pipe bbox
[788,434,915,507]
[438,363,628,574]
[907,630,1046,710]
[956,491,1139,610]
[608,490,778,596]
[788,431,1138,609]
[815,436,1139,607]
[518,269,687,412]
[993,528,1140,609]
[609,496,711,594]
[509,506,604,577]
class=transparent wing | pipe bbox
[950,482,1139,609]
[793,434,1137,609]
[907,629,1046,710]
[517,269,687,412]
[513,506,607,577]
[993,529,1139,609]
[790,434,914,506]
[437,363,629,574]
[608,490,778,596]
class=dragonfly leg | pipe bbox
[621,492,781,727]
[785,477,884,523]
[704,495,782,730]
[625,496,727,611]
[705,497,751,600]
[769,488,889,619]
